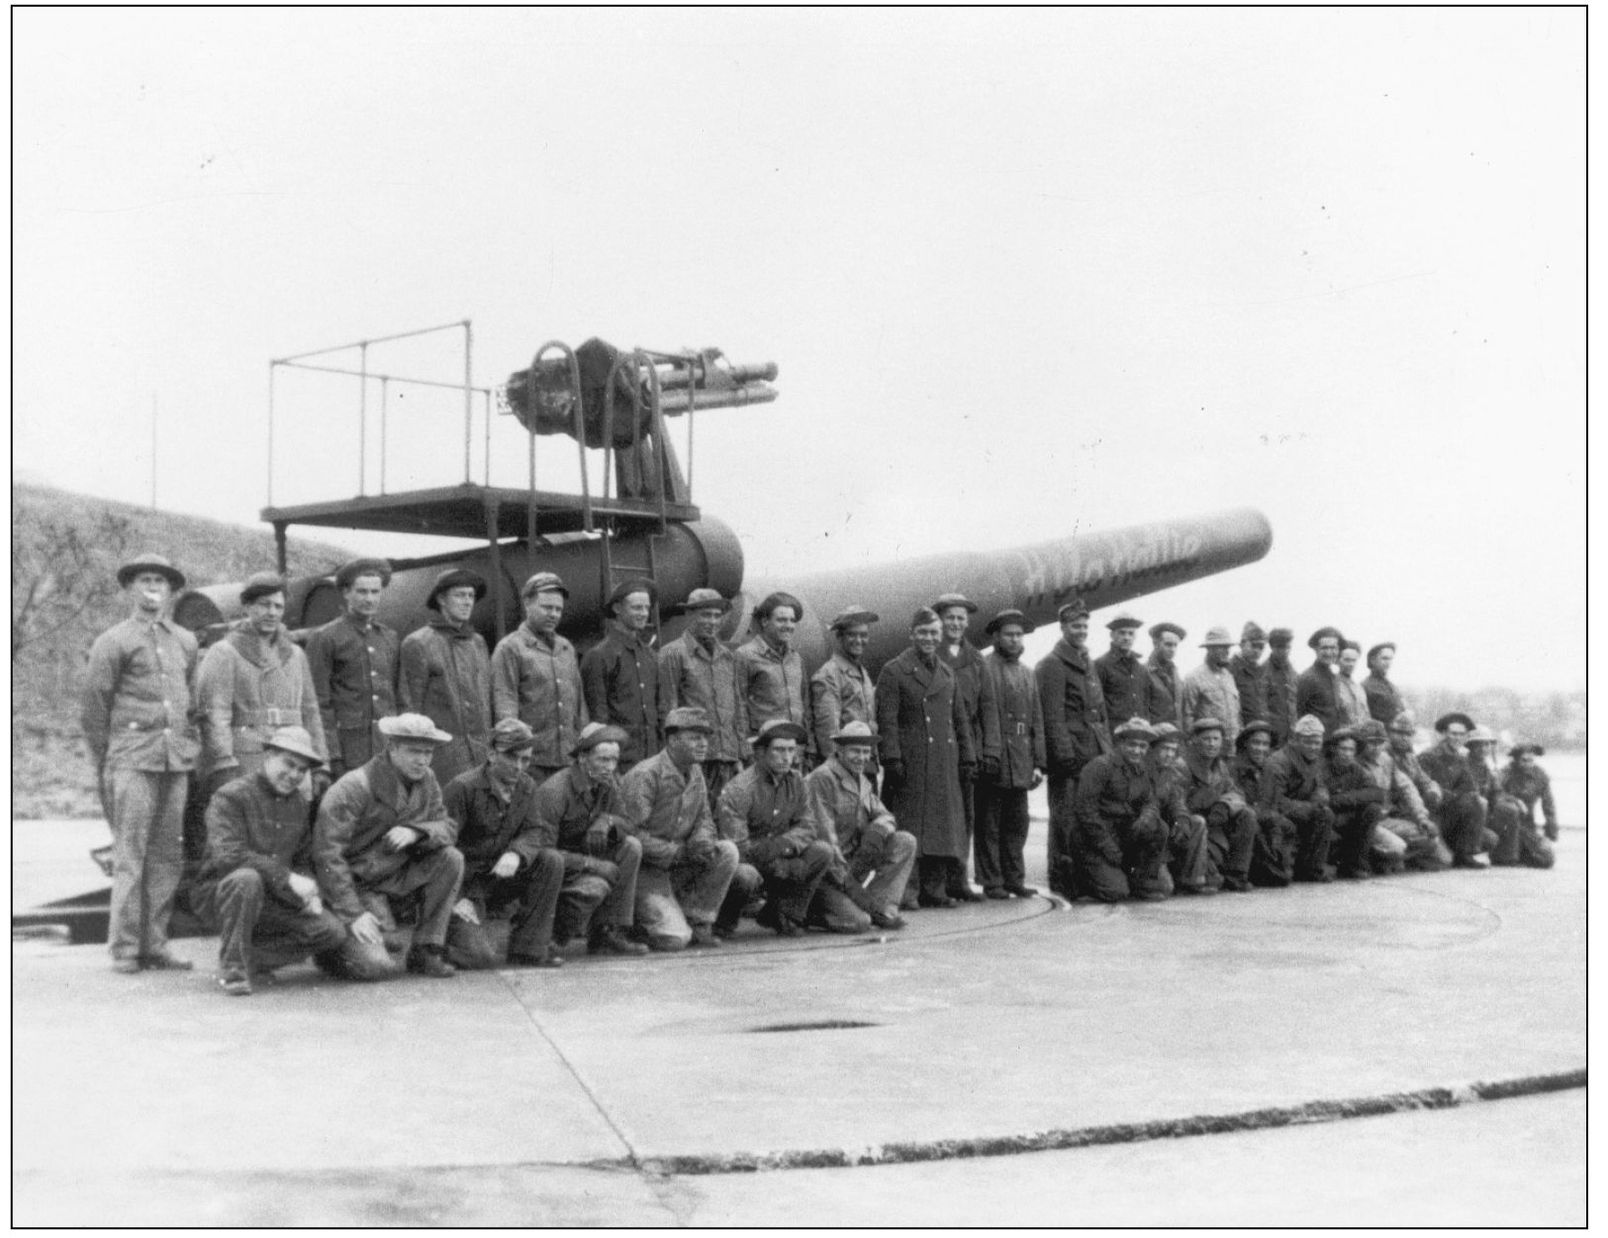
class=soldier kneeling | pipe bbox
[193,727,376,996]
[442,719,568,969]
[1072,717,1182,902]
[804,721,917,931]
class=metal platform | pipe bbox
[261,484,698,542]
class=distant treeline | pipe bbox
[1398,685,1585,752]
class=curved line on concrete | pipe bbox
[626,1067,1586,1176]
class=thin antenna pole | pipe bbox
[150,394,158,509]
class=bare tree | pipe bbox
[11,509,132,662]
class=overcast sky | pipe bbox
[13,9,1585,691]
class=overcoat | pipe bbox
[196,625,326,779]
[1036,639,1113,776]
[874,648,975,860]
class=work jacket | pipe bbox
[657,631,748,763]
[1036,639,1112,777]
[619,750,716,867]
[1261,745,1330,823]
[1361,749,1432,828]
[979,649,1046,788]
[1094,648,1152,728]
[581,626,661,765]
[533,764,631,861]
[398,617,491,784]
[491,623,588,769]
[195,770,316,908]
[940,640,991,758]
[81,615,201,773]
[306,612,399,770]
[734,635,810,738]
[1334,674,1370,730]
[810,653,876,760]
[1363,672,1404,727]
[1181,662,1242,749]
[197,625,326,778]
[1232,754,1282,828]
[875,647,974,860]
[1229,654,1268,728]
[1294,664,1342,735]
[443,763,550,900]
[716,762,817,865]
[1180,747,1249,816]
[1074,753,1174,864]
[314,755,456,924]
[1263,653,1299,745]
[1500,765,1557,832]
[1144,653,1183,729]
[1418,742,1478,801]
[804,755,897,858]
[1325,755,1387,815]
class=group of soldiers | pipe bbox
[81,553,1561,996]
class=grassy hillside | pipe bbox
[11,484,357,819]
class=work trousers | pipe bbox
[974,783,1031,893]
[1045,772,1080,898]
[555,835,642,943]
[445,849,566,968]
[360,847,465,949]
[1331,805,1383,877]
[1375,816,1450,871]
[1368,823,1409,873]
[723,840,835,928]
[105,767,189,963]
[948,774,982,893]
[634,840,741,950]
[1072,810,1168,902]
[1436,792,1489,862]
[842,826,917,917]
[1167,814,1217,893]
[1206,803,1258,886]
[197,868,348,975]
[1487,796,1555,869]
[1293,806,1336,881]
[1250,813,1298,887]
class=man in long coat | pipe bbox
[877,606,977,907]
[398,568,492,787]
[1036,598,1113,899]
[197,573,327,802]
[934,591,992,901]
[976,609,1046,898]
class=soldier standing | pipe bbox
[492,572,588,782]
[810,606,879,765]
[398,568,492,787]
[976,609,1045,899]
[1295,626,1344,734]
[306,558,399,780]
[81,553,202,974]
[1263,628,1299,746]
[734,591,810,747]
[197,573,327,803]
[1181,626,1242,749]
[1036,599,1113,899]
[876,607,976,907]
[1145,621,1186,729]
[1094,611,1152,725]
[1362,642,1404,726]
[1229,622,1269,730]
[658,588,748,806]
[934,592,991,901]
[581,578,662,771]
[1335,641,1371,728]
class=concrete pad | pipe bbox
[10,814,1584,1225]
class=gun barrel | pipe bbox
[738,507,1274,674]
